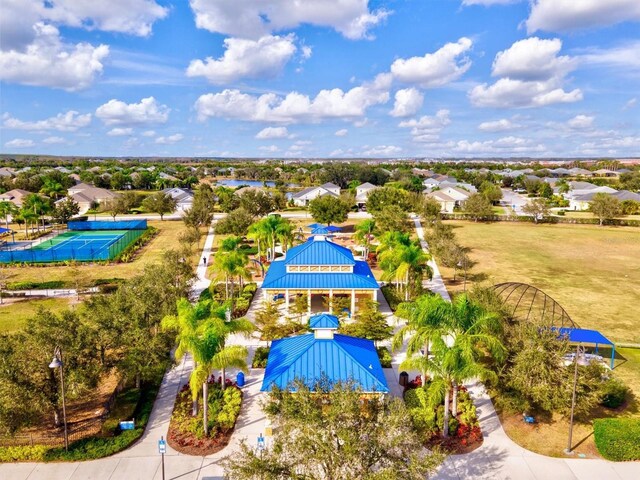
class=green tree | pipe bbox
[222,381,443,479]
[237,190,275,217]
[215,207,254,236]
[480,181,503,204]
[522,198,551,223]
[421,196,442,224]
[373,205,409,233]
[211,250,252,302]
[308,195,351,226]
[22,193,51,231]
[51,197,80,224]
[0,200,18,230]
[366,186,411,214]
[463,193,493,221]
[142,192,177,220]
[39,179,65,199]
[102,195,131,220]
[538,182,553,199]
[590,193,622,225]
[339,299,392,346]
[248,216,293,262]
[378,241,431,301]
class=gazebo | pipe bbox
[261,313,389,393]
[554,327,616,369]
[261,234,379,316]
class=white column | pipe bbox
[351,289,356,316]
[263,289,268,304]
[307,289,312,315]
[329,289,333,313]
[372,289,377,302]
[285,289,290,311]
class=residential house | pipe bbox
[65,183,118,214]
[162,187,194,212]
[438,186,472,209]
[291,182,341,207]
[0,189,31,207]
[355,182,378,209]
[0,167,16,178]
[425,190,457,213]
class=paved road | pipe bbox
[501,188,529,215]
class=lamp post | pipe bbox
[565,343,585,455]
[225,306,231,323]
[49,347,68,451]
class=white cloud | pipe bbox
[361,145,402,156]
[578,41,640,74]
[623,98,637,110]
[469,37,581,108]
[399,109,451,143]
[155,133,184,144]
[3,110,91,132]
[42,136,66,144]
[259,145,279,152]
[330,148,346,157]
[107,127,133,136]
[452,136,546,155]
[195,73,391,123]
[301,46,312,59]
[255,126,290,139]
[96,97,170,126]
[5,138,35,148]
[492,37,575,81]
[187,34,297,84]
[390,38,472,88]
[567,115,594,129]
[390,88,424,117]
[335,129,348,136]
[0,23,109,91]
[478,118,520,132]
[189,0,390,40]
[526,0,640,34]
[142,130,156,137]
[1,0,167,50]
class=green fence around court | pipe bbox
[107,229,146,260]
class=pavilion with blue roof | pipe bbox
[261,313,389,393]
[261,234,379,315]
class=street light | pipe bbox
[564,343,585,455]
[49,348,68,451]
[225,306,231,323]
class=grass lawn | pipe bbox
[438,221,640,344]
[0,297,74,332]
[0,220,198,287]
[561,211,640,221]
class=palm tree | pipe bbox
[40,179,65,199]
[247,222,268,260]
[379,242,432,301]
[22,194,49,232]
[396,293,505,437]
[0,201,18,230]
[251,215,293,261]
[212,250,252,301]
[354,219,376,259]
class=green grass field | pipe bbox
[438,221,640,344]
[0,297,74,332]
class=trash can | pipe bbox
[399,371,409,387]
[236,371,245,387]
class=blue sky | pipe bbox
[1,0,639,158]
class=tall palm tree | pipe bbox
[396,293,504,437]
[0,201,18,230]
[379,243,432,301]
[354,219,376,259]
[212,250,252,301]
[22,194,49,232]
[251,215,293,261]
[247,222,268,260]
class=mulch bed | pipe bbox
[426,433,483,454]
[167,425,235,456]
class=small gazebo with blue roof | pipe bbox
[260,314,389,393]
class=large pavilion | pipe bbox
[261,234,379,316]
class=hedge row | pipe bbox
[593,418,640,461]
[441,213,640,227]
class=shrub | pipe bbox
[376,347,392,368]
[380,285,403,311]
[593,418,640,461]
[7,280,65,290]
[0,445,49,462]
[599,377,629,409]
[243,283,257,295]
[253,346,270,368]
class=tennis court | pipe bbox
[0,220,147,263]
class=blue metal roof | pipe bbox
[554,327,614,346]
[309,314,340,329]
[261,333,389,393]
[262,259,379,290]
[284,237,355,266]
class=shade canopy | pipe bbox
[554,327,613,346]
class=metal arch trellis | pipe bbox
[493,282,578,329]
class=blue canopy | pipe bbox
[554,327,615,369]
[0,227,11,234]
[309,224,342,234]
